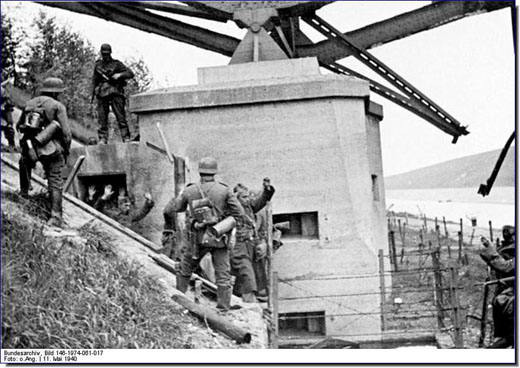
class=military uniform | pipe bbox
[232,185,274,300]
[17,91,72,226]
[163,177,244,310]
[92,53,134,143]
[1,87,16,149]
[480,235,515,348]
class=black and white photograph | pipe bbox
[0,1,515,364]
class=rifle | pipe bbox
[91,67,120,103]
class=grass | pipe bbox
[1,206,198,349]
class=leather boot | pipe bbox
[176,274,190,293]
[47,189,63,228]
[216,286,232,311]
[19,158,32,197]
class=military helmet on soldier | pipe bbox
[198,157,218,175]
[502,225,515,242]
[40,77,65,93]
[100,43,112,54]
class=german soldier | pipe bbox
[163,157,244,311]
[16,77,72,228]
[232,179,275,303]
[91,43,134,144]
[1,81,17,151]
[480,225,515,348]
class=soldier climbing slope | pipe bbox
[16,77,72,228]
[91,43,134,144]
[163,157,244,311]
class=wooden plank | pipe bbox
[172,294,251,344]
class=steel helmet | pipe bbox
[100,43,112,54]
[40,77,65,93]
[198,157,218,175]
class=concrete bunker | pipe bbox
[64,55,389,345]
[127,56,389,344]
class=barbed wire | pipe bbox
[279,285,462,301]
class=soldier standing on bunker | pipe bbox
[16,77,72,228]
[163,157,244,311]
[1,81,17,152]
[91,43,134,144]
[232,179,275,303]
[480,225,515,349]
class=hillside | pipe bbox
[1,154,266,352]
[385,146,515,190]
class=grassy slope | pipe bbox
[385,147,515,190]
[1,195,199,349]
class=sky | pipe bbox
[1,1,516,176]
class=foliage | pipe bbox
[124,57,152,96]
[20,11,97,119]
[1,13,22,85]
[1,210,196,349]
[3,9,155,142]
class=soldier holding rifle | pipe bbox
[91,43,134,144]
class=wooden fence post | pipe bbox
[458,231,463,263]
[398,219,404,249]
[403,222,407,247]
[489,221,494,245]
[272,271,279,349]
[423,214,428,232]
[478,283,490,347]
[443,216,448,238]
[378,249,387,331]
[448,263,463,348]
[389,230,398,272]
[432,245,444,328]
[459,218,463,243]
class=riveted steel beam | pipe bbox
[126,2,230,23]
[298,1,512,63]
[303,14,469,141]
[37,1,240,56]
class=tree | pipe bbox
[1,13,21,85]
[21,11,97,118]
[123,56,153,101]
